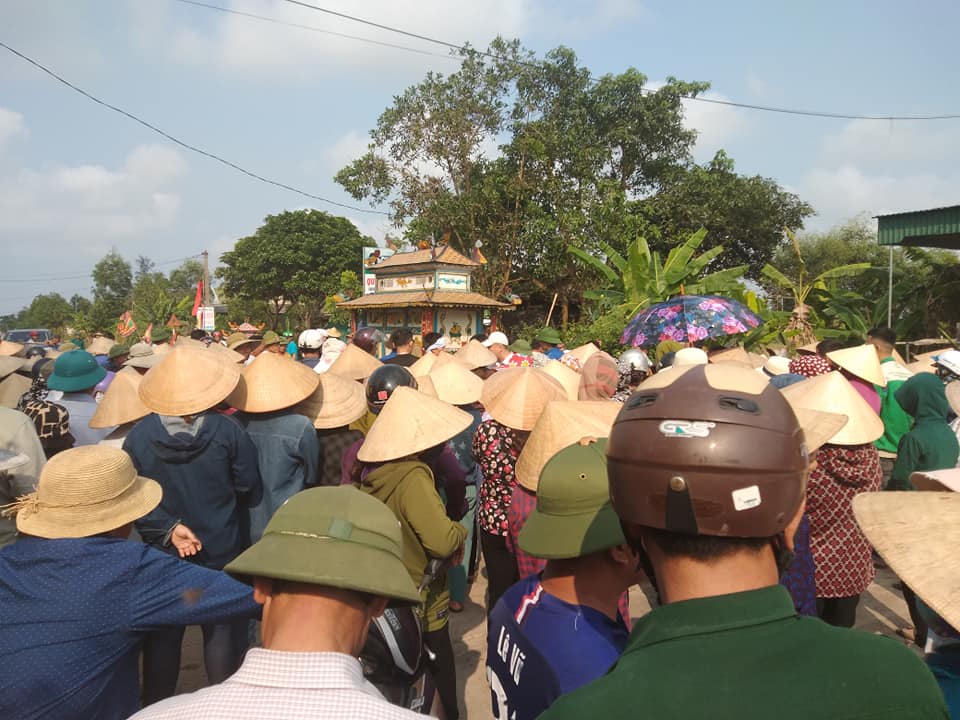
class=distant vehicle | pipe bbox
[4,329,53,346]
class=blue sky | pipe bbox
[2,0,959,314]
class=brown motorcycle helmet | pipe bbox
[607,364,814,539]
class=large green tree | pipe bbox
[23,293,73,330]
[218,210,370,328]
[90,250,133,330]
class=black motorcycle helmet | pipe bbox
[353,327,384,355]
[365,365,418,415]
[24,346,47,359]
[359,606,424,686]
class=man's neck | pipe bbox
[652,546,780,605]
[540,558,622,620]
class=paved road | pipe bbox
[173,566,918,718]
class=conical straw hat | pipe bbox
[0,373,30,408]
[515,401,622,491]
[328,343,382,381]
[0,340,24,356]
[90,367,150,428]
[86,336,115,356]
[0,356,24,379]
[796,341,820,355]
[853,492,960,632]
[710,345,760,368]
[540,360,581,401]
[295,372,367,429]
[910,468,960,493]
[227,352,319,413]
[409,349,454,378]
[427,360,483,405]
[454,339,497,370]
[780,371,883,445]
[906,358,935,375]
[416,375,438,398]
[207,341,245,364]
[826,344,886,387]
[139,346,241,416]
[357,386,473,463]
[946,381,960,417]
[568,342,600,365]
[481,367,568,431]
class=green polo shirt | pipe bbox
[541,586,947,720]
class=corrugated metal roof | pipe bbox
[337,290,512,309]
[372,246,478,271]
[877,204,960,248]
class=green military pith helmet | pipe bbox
[225,486,421,604]
[510,338,532,354]
[519,437,626,560]
[535,327,562,345]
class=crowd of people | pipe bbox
[0,321,958,719]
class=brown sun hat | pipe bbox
[481,367,568,431]
[90,367,150,428]
[0,340,24,356]
[780,370,883,445]
[328,343,383,381]
[5,445,161,538]
[227,332,259,352]
[853,492,960,633]
[123,342,161,370]
[515,400,622,491]
[540,360,581,401]
[139,346,241,416]
[357,386,473,463]
[0,356,24,379]
[227,352,320,413]
[911,468,960,493]
[454,339,497,370]
[826,344,886,387]
[409,349,454,378]
[295,372,368,429]
[0,373,31,409]
[427,360,483,405]
[568,342,600,365]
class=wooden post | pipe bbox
[545,293,558,326]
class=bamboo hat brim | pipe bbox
[540,359,581,401]
[90,367,150,428]
[515,401,622,491]
[906,359,936,375]
[357,386,473,463]
[11,445,162,538]
[481,367,568,431]
[780,371,883,445]
[454,339,497,370]
[0,356,24,379]
[796,341,820,355]
[86,336,115,356]
[227,352,320,413]
[139,346,241,416]
[710,346,759,368]
[328,344,382,381]
[295,372,368,429]
[854,492,960,632]
[427,360,483,405]
[409,350,454,378]
[826,345,886,387]
[0,373,31,409]
[946,381,960,417]
[911,468,960,493]
[0,340,24,356]
[568,342,600,365]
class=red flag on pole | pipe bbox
[142,323,153,344]
[192,280,203,317]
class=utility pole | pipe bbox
[202,250,211,306]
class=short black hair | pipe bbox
[190,329,207,340]
[530,339,547,351]
[471,333,488,344]
[389,328,412,347]
[645,526,769,562]
[423,332,442,348]
[867,326,897,346]
[815,339,844,355]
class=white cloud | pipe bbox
[0,108,26,151]
[0,144,187,253]
[323,130,371,174]
[681,93,748,161]
[821,119,960,171]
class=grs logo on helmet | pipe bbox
[658,420,716,438]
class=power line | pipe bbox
[0,254,202,283]
[277,0,960,121]
[0,41,389,214]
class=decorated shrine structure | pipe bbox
[337,246,513,349]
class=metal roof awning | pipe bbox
[877,204,960,248]
[337,290,513,310]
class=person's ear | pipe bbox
[783,497,807,553]
[608,543,637,566]
[368,596,389,618]
[252,577,273,606]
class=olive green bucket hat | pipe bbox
[225,486,421,604]
[519,438,625,560]
[534,327,562,345]
[510,338,532,354]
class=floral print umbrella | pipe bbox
[621,295,762,347]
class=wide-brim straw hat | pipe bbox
[568,342,600,365]
[295,372,368,429]
[227,352,319,413]
[227,332,259,351]
[515,400,622,491]
[540,360,581,401]
[139,346,241,416]
[0,356,24,379]
[454,339,497,370]
[427,360,483,405]
[8,445,162,538]
[780,370,883,445]
[357,386,473,463]
[90,367,150,428]
[481,367,568,431]
[409,349,454,378]
[85,336,115,356]
[853,492,960,633]
[0,340,24,356]
[761,355,792,376]
[0,373,31,409]
[826,344,886,387]
[328,343,382,381]
[911,468,960,493]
